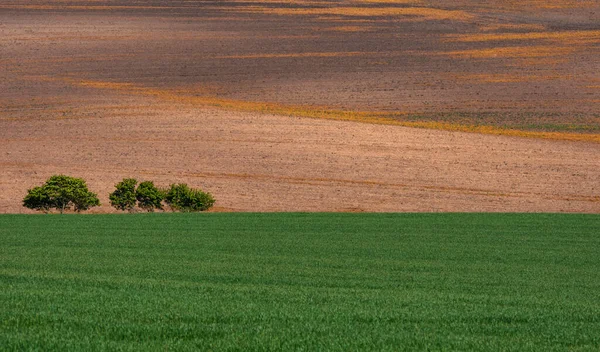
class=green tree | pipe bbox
[109,178,138,212]
[23,175,100,213]
[22,186,52,213]
[135,181,164,212]
[164,183,215,212]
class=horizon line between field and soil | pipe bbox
[2,211,600,217]
[38,76,600,143]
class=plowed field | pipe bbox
[1,1,599,212]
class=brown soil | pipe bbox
[1,1,599,213]
[2,1,600,130]
[1,95,599,213]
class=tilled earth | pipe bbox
[1,94,599,213]
[1,1,599,212]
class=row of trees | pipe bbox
[109,178,215,213]
[23,175,215,213]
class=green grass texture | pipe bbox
[1,213,599,351]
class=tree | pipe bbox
[22,186,52,213]
[164,183,215,212]
[109,178,138,212]
[23,175,100,213]
[135,181,164,212]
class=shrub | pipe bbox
[135,181,164,212]
[109,178,138,212]
[164,183,215,212]
[23,175,100,213]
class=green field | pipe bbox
[1,213,599,351]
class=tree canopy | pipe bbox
[23,175,100,213]
[109,178,138,212]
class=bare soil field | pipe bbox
[1,93,599,213]
[2,0,600,132]
[1,1,599,212]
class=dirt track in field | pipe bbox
[1,1,599,213]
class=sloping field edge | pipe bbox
[56,77,600,143]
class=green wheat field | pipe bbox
[1,213,599,351]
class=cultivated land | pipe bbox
[2,101,600,213]
[1,0,599,213]
[1,213,599,350]
[2,0,599,130]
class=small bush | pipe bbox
[109,178,138,212]
[135,181,164,212]
[164,183,215,212]
[23,175,100,213]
